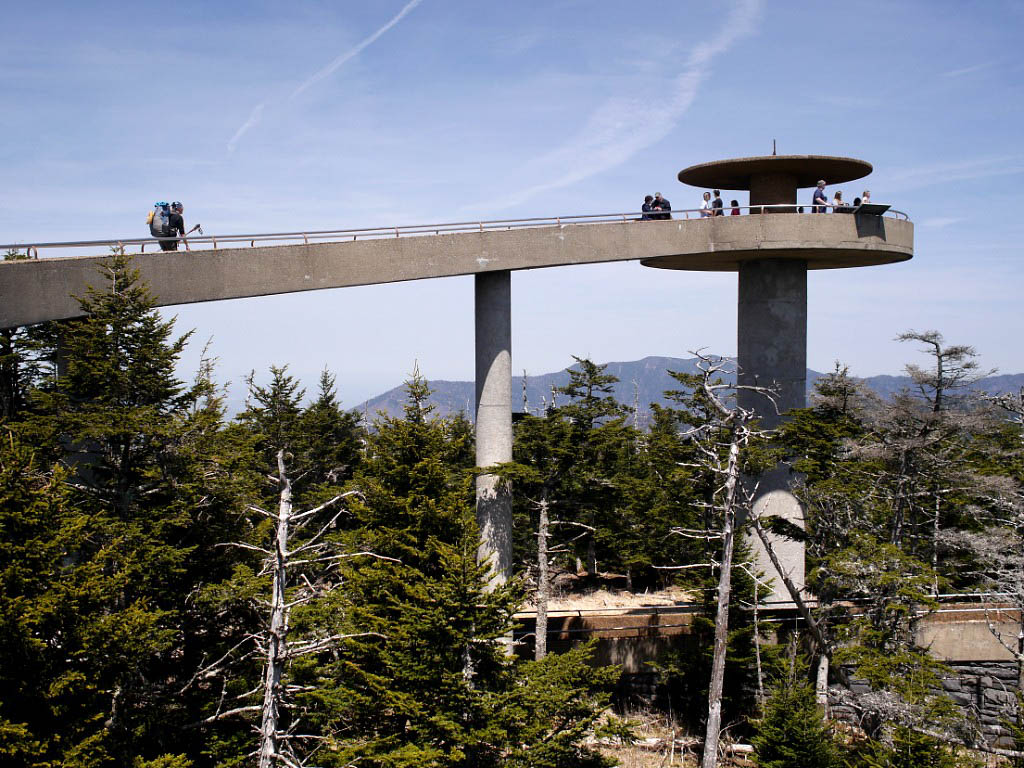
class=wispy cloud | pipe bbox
[942,62,992,78]
[920,217,963,229]
[472,0,763,211]
[813,93,880,109]
[886,155,1024,190]
[227,0,424,153]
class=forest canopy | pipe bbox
[1,252,1021,767]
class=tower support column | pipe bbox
[737,259,807,424]
[737,258,807,601]
[474,270,513,589]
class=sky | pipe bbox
[2,1,1023,409]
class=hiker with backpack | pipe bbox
[147,200,200,251]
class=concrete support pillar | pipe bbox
[737,258,807,601]
[474,270,513,589]
[737,259,807,425]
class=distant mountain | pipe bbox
[353,356,1024,423]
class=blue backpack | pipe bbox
[148,202,170,237]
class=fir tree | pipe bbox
[510,357,643,583]
[306,371,618,767]
[236,365,304,475]
[298,368,363,486]
[752,654,839,768]
[1,252,252,765]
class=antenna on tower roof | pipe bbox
[772,139,777,156]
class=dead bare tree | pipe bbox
[896,330,993,414]
[946,388,1024,717]
[680,354,776,768]
[530,483,595,661]
[204,449,396,768]
[535,491,551,661]
[749,511,834,710]
[897,330,997,590]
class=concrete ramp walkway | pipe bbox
[0,211,911,328]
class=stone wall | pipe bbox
[613,661,1022,747]
[829,661,1021,747]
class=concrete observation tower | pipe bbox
[0,152,913,602]
[642,155,913,599]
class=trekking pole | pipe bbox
[183,224,202,252]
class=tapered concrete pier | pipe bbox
[474,270,513,588]
[736,258,807,424]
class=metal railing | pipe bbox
[0,204,910,260]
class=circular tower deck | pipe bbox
[643,154,910,272]
[678,154,871,198]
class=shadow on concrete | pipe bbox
[854,213,887,240]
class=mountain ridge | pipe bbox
[353,355,1024,422]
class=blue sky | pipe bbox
[3,0,1023,407]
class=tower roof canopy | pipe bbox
[678,155,872,190]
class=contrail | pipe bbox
[227,103,265,154]
[227,0,424,153]
[291,0,424,99]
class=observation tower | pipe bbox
[0,152,913,600]
[643,154,913,599]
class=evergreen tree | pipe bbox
[510,357,644,582]
[848,726,978,768]
[752,656,839,768]
[303,371,618,767]
[1,252,254,766]
[819,535,965,749]
[1,248,54,423]
[236,365,304,474]
[0,428,71,766]
[298,367,363,485]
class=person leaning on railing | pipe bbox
[652,192,672,220]
[832,190,851,213]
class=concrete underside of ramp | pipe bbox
[514,602,1018,673]
[0,215,912,328]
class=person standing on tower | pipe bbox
[653,192,671,219]
[711,189,724,216]
[700,190,713,217]
[812,180,828,213]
